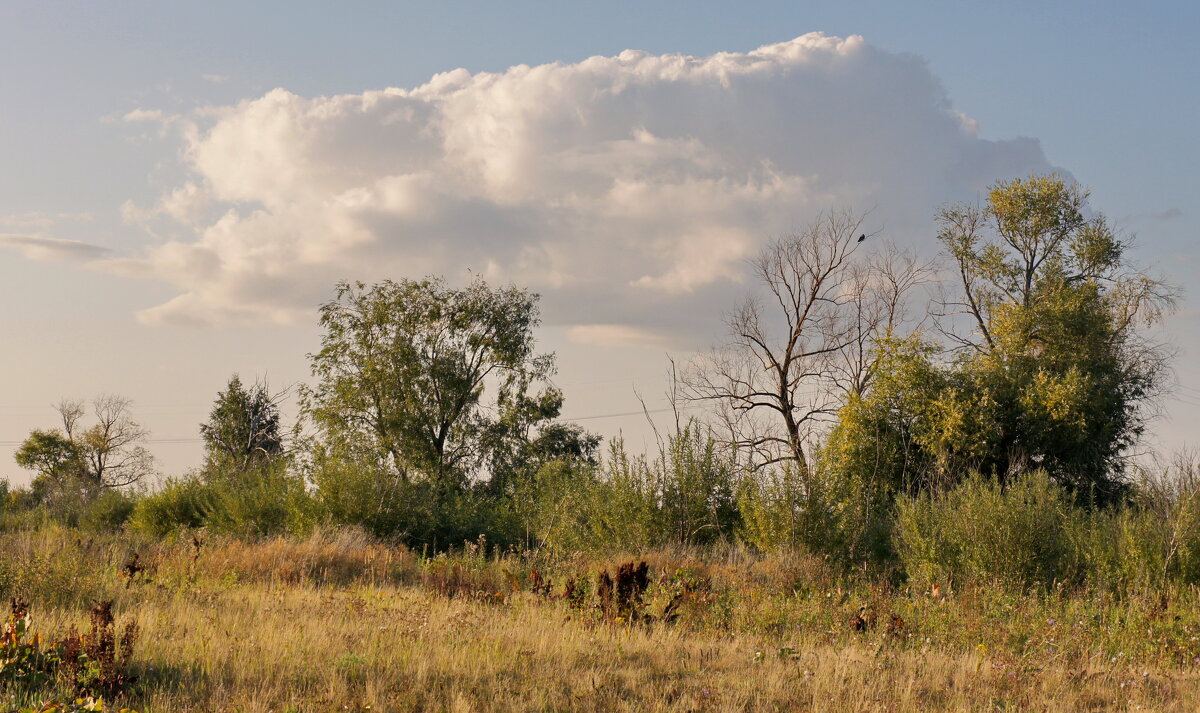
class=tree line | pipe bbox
[5,174,1188,581]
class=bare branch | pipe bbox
[682,209,925,480]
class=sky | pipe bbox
[0,1,1197,484]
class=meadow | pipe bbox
[4,526,1200,712]
[4,174,1192,711]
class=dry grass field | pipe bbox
[4,528,1200,712]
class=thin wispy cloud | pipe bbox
[566,324,677,350]
[0,212,95,230]
[122,108,167,123]
[0,234,111,262]
[1119,207,1183,224]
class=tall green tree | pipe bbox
[303,277,559,490]
[826,174,1176,503]
[938,174,1174,495]
[200,375,285,474]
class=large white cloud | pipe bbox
[102,33,1058,338]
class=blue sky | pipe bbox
[1,1,1196,478]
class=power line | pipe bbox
[0,437,205,446]
[0,401,710,446]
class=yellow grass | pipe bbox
[5,529,1200,711]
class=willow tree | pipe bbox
[827,174,1177,503]
[302,277,558,491]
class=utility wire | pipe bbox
[0,402,708,446]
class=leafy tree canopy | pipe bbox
[200,374,285,475]
[303,277,562,489]
[825,174,1176,503]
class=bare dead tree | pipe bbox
[831,245,932,397]
[682,210,927,480]
[55,399,85,439]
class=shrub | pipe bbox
[515,457,654,554]
[312,455,518,548]
[737,464,820,552]
[894,471,1073,588]
[1065,458,1200,593]
[201,463,318,538]
[0,600,137,704]
[79,492,137,533]
[128,478,212,537]
[131,464,320,540]
[517,429,741,554]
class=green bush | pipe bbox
[128,477,213,537]
[894,471,1073,588]
[131,465,319,539]
[0,481,51,532]
[311,454,517,548]
[1064,462,1200,593]
[515,427,741,554]
[515,456,657,554]
[78,490,137,533]
[201,463,318,538]
[654,423,741,546]
[737,464,817,552]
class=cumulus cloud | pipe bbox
[101,33,1060,336]
[0,234,111,262]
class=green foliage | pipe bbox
[199,375,284,475]
[131,465,316,539]
[303,277,558,489]
[655,423,741,545]
[77,491,136,533]
[516,425,741,553]
[14,398,154,505]
[824,174,1174,512]
[814,336,970,563]
[484,415,601,499]
[15,431,84,484]
[310,452,516,547]
[1,603,55,692]
[128,478,212,537]
[892,461,1200,594]
[930,174,1174,498]
[736,464,817,552]
[200,462,317,538]
[1063,461,1200,594]
[515,455,656,553]
[894,471,1075,588]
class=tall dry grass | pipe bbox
[4,528,1200,711]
